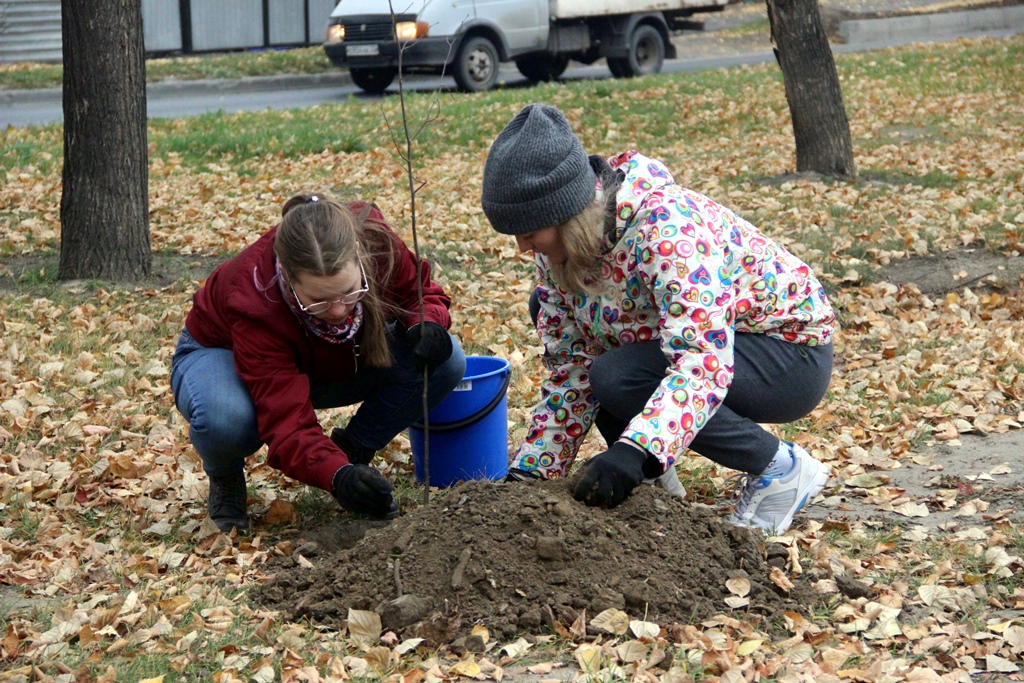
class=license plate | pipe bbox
[347,44,379,57]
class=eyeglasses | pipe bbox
[289,260,369,315]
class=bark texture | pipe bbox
[768,0,856,179]
[60,0,151,281]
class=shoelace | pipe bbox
[210,480,246,511]
[725,472,762,516]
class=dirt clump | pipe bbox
[256,478,809,645]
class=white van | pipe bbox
[324,0,737,93]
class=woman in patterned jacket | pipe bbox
[481,104,835,533]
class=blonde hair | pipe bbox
[276,193,395,367]
[550,195,607,294]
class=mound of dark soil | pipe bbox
[256,478,807,644]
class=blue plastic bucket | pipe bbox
[409,356,511,486]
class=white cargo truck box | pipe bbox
[552,0,730,19]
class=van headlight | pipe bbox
[326,23,345,44]
[394,21,428,41]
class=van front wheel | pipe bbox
[349,67,397,93]
[453,36,500,92]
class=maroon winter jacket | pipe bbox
[183,202,452,492]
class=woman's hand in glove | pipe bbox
[405,322,453,371]
[332,464,396,518]
[572,441,653,508]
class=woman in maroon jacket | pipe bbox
[170,193,466,532]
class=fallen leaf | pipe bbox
[724,596,750,609]
[616,639,649,663]
[450,658,481,678]
[395,638,425,656]
[500,638,531,658]
[574,645,603,674]
[984,654,1019,673]
[591,608,630,635]
[770,567,794,592]
[894,502,929,518]
[347,609,382,645]
[725,577,751,597]
[918,585,959,609]
[628,620,660,639]
[263,498,297,525]
[844,474,888,488]
[785,642,814,663]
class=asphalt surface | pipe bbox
[1,4,1022,129]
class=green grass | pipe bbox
[150,69,782,168]
[840,40,1024,99]
[3,39,1019,176]
[724,19,771,38]
[14,262,59,285]
[0,133,63,173]
[859,168,961,190]
[5,496,42,542]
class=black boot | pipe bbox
[208,472,249,533]
[330,427,378,465]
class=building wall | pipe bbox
[0,0,340,64]
[0,0,62,64]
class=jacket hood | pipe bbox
[609,150,677,227]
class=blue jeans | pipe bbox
[170,326,467,477]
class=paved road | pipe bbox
[1,6,1021,129]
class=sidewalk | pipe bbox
[672,1,1024,59]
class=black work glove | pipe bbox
[505,467,541,483]
[405,321,453,371]
[332,464,395,519]
[572,441,652,508]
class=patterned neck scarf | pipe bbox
[275,258,364,344]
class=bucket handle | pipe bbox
[412,368,511,434]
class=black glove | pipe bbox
[505,467,541,483]
[572,441,652,508]
[332,464,395,518]
[405,321,453,371]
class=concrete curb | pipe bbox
[839,5,1024,43]
[0,71,353,107]
[146,71,352,97]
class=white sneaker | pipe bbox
[725,442,829,534]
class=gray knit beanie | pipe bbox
[481,104,597,236]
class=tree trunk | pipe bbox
[59,0,151,281]
[767,0,856,180]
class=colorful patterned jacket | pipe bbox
[513,151,836,478]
